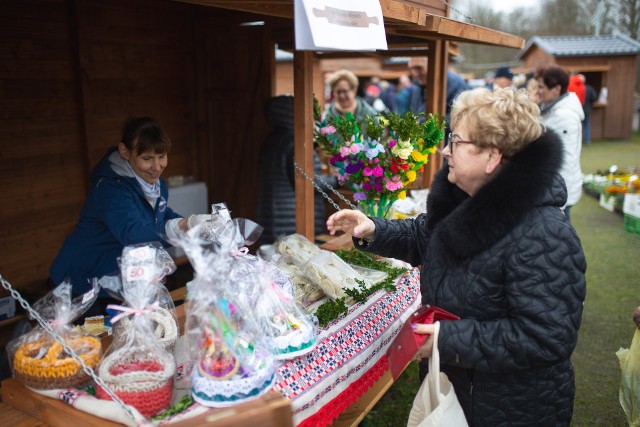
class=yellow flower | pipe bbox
[398,191,407,199]
[379,117,389,126]
[406,170,417,182]
[427,146,438,154]
[411,150,427,163]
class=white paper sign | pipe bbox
[295,0,388,51]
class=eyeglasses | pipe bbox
[447,132,475,156]
[334,88,353,95]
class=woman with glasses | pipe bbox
[327,87,586,426]
[324,69,377,132]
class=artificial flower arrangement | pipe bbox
[314,100,445,218]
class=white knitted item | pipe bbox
[191,359,275,408]
[112,307,178,351]
[99,347,175,393]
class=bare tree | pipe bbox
[615,0,640,39]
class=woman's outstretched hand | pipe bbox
[326,209,376,240]
[413,323,436,360]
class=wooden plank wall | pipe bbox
[0,0,271,297]
[0,0,85,296]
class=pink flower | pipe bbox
[388,139,397,148]
[320,125,336,135]
[363,167,374,177]
[385,175,403,191]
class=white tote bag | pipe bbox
[406,322,469,427]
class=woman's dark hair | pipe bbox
[120,116,171,154]
[535,65,569,95]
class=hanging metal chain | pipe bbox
[293,161,358,212]
[0,275,136,422]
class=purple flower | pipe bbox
[345,161,363,174]
[388,139,397,148]
[362,182,372,191]
[353,192,367,201]
[330,155,343,165]
[375,182,383,192]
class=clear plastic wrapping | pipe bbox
[275,234,374,299]
[173,219,277,407]
[102,243,179,352]
[8,280,102,390]
[95,243,177,418]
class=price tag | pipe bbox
[82,288,96,304]
[125,265,152,282]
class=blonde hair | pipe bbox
[450,87,543,158]
[328,69,359,91]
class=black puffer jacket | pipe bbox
[362,131,587,426]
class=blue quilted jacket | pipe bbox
[50,147,181,295]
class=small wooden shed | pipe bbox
[0,0,523,311]
[518,34,640,140]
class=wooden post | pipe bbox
[423,39,448,188]
[293,51,315,241]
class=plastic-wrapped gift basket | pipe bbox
[8,280,102,390]
[172,218,278,407]
[235,257,318,360]
[95,243,176,418]
[194,210,318,360]
[100,243,179,352]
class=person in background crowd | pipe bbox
[257,95,337,245]
[325,69,377,131]
[525,76,540,104]
[395,74,413,114]
[580,74,598,145]
[493,66,514,89]
[537,65,584,223]
[327,87,586,426]
[378,79,397,113]
[568,74,586,105]
[407,59,428,115]
[49,116,208,316]
[444,68,470,146]
[364,83,389,113]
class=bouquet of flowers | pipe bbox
[314,100,445,218]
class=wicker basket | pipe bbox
[13,336,102,390]
[96,346,175,418]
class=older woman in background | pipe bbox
[324,69,377,127]
[327,88,586,426]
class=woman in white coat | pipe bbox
[536,65,585,222]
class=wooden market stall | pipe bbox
[517,34,640,140]
[0,0,524,425]
[0,0,524,315]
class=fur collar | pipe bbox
[426,130,565,266]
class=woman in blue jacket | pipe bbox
[50,117,205,311]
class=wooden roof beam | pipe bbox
[389,16,524,49]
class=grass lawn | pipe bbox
[362,136,640,426]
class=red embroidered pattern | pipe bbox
[297,356,390,427]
